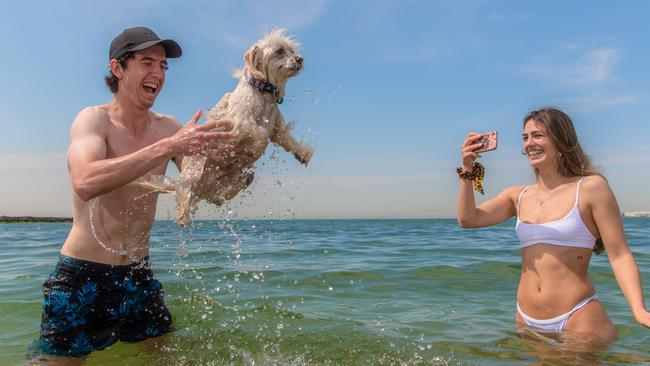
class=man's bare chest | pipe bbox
[105,129,171,173]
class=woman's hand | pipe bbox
[635,309,650,328]
[461,132,484,171]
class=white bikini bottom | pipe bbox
[517,295,598,333]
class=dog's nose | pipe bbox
[295,56,303,65]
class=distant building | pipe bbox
[622,211,650,218]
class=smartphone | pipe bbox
[474,131,498,153]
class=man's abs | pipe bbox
[62,186,159,265]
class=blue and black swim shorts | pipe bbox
[35,255,173,357]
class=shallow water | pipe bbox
[1,219,649,365]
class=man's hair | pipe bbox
[104,52,135,94]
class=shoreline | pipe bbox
[0,216,72,223]
[2,216,646,223]
[622,211,650,218]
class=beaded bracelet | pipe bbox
[456,162,485,194]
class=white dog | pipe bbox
[139,29,312,226]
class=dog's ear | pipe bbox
[244,45,266,80]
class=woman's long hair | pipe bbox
[523,107,605,254]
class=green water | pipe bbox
[1,219,649,365]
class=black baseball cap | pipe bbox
[109,26,182,60]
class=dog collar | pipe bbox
[247,73,283,104]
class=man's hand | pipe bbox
[169,110,239,157]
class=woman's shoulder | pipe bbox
[579,175,614,204]
[580,174,609,190]
[499,185,529,200]
[504,184,529,194]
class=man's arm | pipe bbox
[68,107,171,201]
[69,108,237,201]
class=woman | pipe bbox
[457,107,650,341]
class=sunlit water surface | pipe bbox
[1,218,649,365]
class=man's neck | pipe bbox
[108,96,151,136]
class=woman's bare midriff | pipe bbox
[517,243,595,320]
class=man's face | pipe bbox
[118,44,168,109]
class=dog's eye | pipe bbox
[275,48,286,56]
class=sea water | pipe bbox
[1,218,649,365]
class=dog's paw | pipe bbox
[295,146,314,166]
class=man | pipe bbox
[35,26,246,359]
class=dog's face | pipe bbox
[244,28,303,85]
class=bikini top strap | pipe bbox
[575,178,584,206]
[517,186,530,214]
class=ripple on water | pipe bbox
[3,219,650,364]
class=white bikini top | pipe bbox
[515,179,597,249]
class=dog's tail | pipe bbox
[132,175,177,193]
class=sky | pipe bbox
[1,0,649,219]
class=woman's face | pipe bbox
[522,119,559,170]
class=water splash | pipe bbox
[152,87,334,362]
[88,192,156,262]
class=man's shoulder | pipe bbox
[150,111,182,131]
[71,105,110,131]
[74,105,110,123]
[78,104,109,116]
[150,111,178,123]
